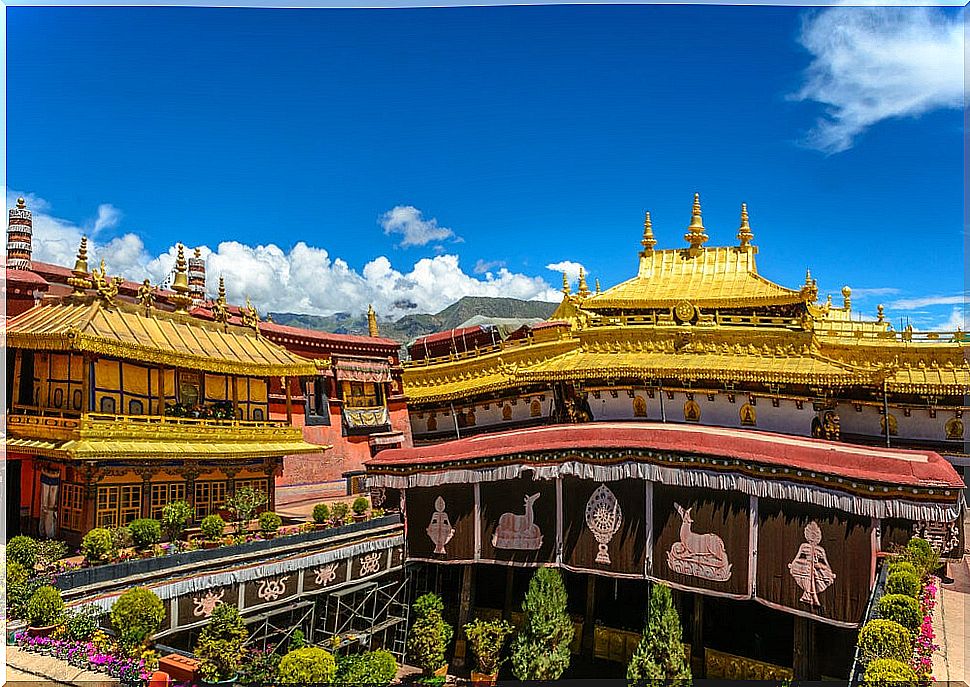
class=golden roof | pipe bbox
[6,436,325,460]
[6,297,320,376]
[584,245,807,310]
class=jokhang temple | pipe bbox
[367,195,967,680]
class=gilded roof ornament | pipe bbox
[842,285,851,311]
[684,193,709,256]
[562,271,571,296]
[877,304,885,323]
[90,259,123,305]
[68,236,93,295]
[640,211,657,254]
[242,296,261,331]
[578,267,591,298]
[212,276,230,324]
[136,279,156,309]
[170,243,193,313]
[595,278,601,295]
[737,203,754,249]
[368,304,380,337]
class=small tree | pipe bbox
[110,587,166,654]
[407,592,453,675]
[510,567,574,681]
[195,602,250,683]
[226,486,268,534]
[312,503,331,525]
[352,496,370,516]
[627,583,691,685]
[201,514,227,541]
[6,535,39,569]
[25,585,64,628]
[464,618,514,676]
[129,519,162,549]
[161,500,194,544]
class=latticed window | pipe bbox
[60,483,84,532]
[96,484,143,527]
[96,486,119,528]
[342,381,381,408]
[150,483,187,519]
[120,485,142,524]
[234,479,269,497]
[194,480,228,518]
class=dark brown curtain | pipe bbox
[406,484,476,562]
[480,476,557,565]
[562,478,646,577]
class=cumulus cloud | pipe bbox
[792,6,963,153]
[888,293,966,309]
[8,190,561,317]
[545,260,586,285]
[91,204,122,235]
[933,307,966,332]
[380,205,457,248]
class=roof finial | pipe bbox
[737,203,754,248]
[684,193,708,255]
[877,304,885,323]
[562,271,571,296]
[640,211,657,254]
[68,236,92,295]
[577,267,590,297]
[170,243,193,313]
[16,197,25,209]
[213,275,230,324]
[842,285,851,311]
[217,275,227,304]
[595,278,601,294]
[368,304,380,337]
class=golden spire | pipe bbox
[170,243,193,313]
[595,278,601,295]
[368,304,379,337]
[842,285,852,311]
[737,203,754,248]
[217,275,227,304]
[640,211,657,254]
[684,193,708,255]
[16,197,26,209]
[68,236,92,295]
[562,271,571,296]
[577,267,590,297]
[877,304,885,323]
[213,275,230,324]
[805,268,812,286]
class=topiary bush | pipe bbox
[25,585,64,628]
[7,535,39,569]
[905,537,939,578]
[878,593,921,635]
[259,511,282,534]
[6,560,31,619]
[64,604,104,641]
[312,503,330,525]
[510,567,574,681]
[863,657,918,684]
[81,527,116,564]
[407,592,453,675]
[464,618,514,677]
[129,519,162,549]
[195,602,249,683]
[887,560,918,578]
[352,496,369,516]
[886,570,921,598]
[201,514,226,541]
[277,647,337,684]
[337,650,397,687]
[110,587,165,653]
[857,619,913,663]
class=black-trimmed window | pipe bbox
[303,377,331,426]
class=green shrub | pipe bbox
[64,604,104,641]
[277,647,337,684]
[6,561,31,619]
[886,571,921,598]
[627,583,691,684]
[858,619,913,663]
[195,602,249,682]
[35,539,68,571]
[110,587,165,653]
[337,650,397,686]
[331,502,350,523]
[510,567,574,681]
[129,519,162,549]
[863,657,918,684]
[887,560,917,578]
[81,528,116,564]
[110,525,133,552]
[7,535,39,569]
[25,585,64,627]
[407,593,453,674]
[352,496,369,516]
[201,514,226,541]
[312,503,330,524]
[161,500,195,542]
[878,594,921,634]
[464,618,514,676]
[905,537,939,577]
[259,511,282,534]
[288,628,306,651]
[226,487,268,533]
[239,648,281,686]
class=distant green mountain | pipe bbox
[269,296,558,344]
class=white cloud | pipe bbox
[8,190,561,317]
[888,293,965,309]
[380,205,457,248]
[792,6,963,153]
[91,204,122,235]
[474,259,506,275]
[933,307,966,332]
[849,287,901,298]
[545,260,586,285]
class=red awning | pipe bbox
[335,357,392,383]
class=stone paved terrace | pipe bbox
[934,549,970,686]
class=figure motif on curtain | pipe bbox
[426,496,455,555]
[788,521,836,606]
[492,493,543,550]
[666,503,731,581]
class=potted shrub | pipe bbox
[201,514,226,548]
[226,486,268,535]
[351,496,369,522]
[81,527,116,565]
[407,592,453,680]
[464,618,514,685]
[195,602,249,686]
[277,647,336,684]
[877,593,921,635]
[35,539,68,572]
[863,657,918,684]
[25,585,64,637]
[336,649,397,686]
[330,502,350,528]
[312,503,330,530]
[161,500,195,549]
[129,518,162,555]
[258,511,282,538]
[110,587,166,655]
[510,567,574,681]
[886,570,921,598]
[858,618,912,663]
[6,560,31,620]
[7,535,39,570]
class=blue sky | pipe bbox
[6,5,965,328]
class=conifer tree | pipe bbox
[510,566,575,680]
[627,583,691,686]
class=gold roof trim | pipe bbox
[6,436,326,460]
[6,298,320,377]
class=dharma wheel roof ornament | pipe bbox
[640,210,657,255]
[684,193,709,256]
[737,202,754,249]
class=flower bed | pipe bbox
[913,577,939,684]
[13,631,153,684]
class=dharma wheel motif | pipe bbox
[585,484,623,565]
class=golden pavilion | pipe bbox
[5,240,325,542]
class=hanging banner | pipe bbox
[178,584,239,626]
[562,478,647,578]
[651,485,752,599]
[303,559,350,594]
[405,484,476,562]
[755,498,874,627]
[479,476,557,566]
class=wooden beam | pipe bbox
[284,376,293,424]
[582,575,596,657]
[454,564,476,670]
